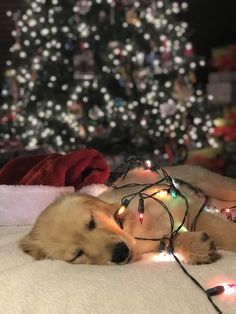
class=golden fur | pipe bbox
[20,165,236,265]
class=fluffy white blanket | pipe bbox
[0,185,235,314]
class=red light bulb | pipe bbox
[139,213,144,224]
[207,283,236,296]
[144,160,152,169]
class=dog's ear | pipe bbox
[20,234,46,260]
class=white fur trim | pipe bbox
[79,184,108,197]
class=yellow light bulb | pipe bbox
[156,190,169,198]
[118,205,126,216]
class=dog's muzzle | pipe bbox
[111,242,131,264]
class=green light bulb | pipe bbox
[171,189,177,199]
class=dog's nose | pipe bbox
[112,242,130,264]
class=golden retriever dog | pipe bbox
[20,165,236,265]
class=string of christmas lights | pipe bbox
[110,157,236,314]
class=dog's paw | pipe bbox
[175,232,218,265]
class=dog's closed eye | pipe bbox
[88,214,96,230]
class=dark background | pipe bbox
[0,0,236,88]
[184,0,236,57]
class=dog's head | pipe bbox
[20,194,136,265]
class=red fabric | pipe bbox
[186,155,224,174]
[0,149,110,190]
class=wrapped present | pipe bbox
[224,141,236,153]
[186,146,223,173]
[213,112,236,141]
[188,146,222,159]
[211,44,236,71]
[209,71,236,83]
[207,82,236,105]
[213,124,236,141]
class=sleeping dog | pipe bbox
[20,165,236,265]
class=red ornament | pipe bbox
[184,44,193,57]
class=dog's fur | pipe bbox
[20,165,236,265]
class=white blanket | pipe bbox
[0,226,235,314]
[0,185,236,314]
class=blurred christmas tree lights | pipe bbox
[0,0,216,164]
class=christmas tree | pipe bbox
[0,0,214,165]
[0,0,83,152]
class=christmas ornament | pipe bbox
[173,75,193,102]
[114,97,125,107]
[125,8,141,27]
[160,102,177,117]
[76,0,92,15]
[73,49,95,80]
[88,105,105,120]
[67,102,84,119]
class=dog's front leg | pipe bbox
[172,231,218,265]
[134,239,161,255]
